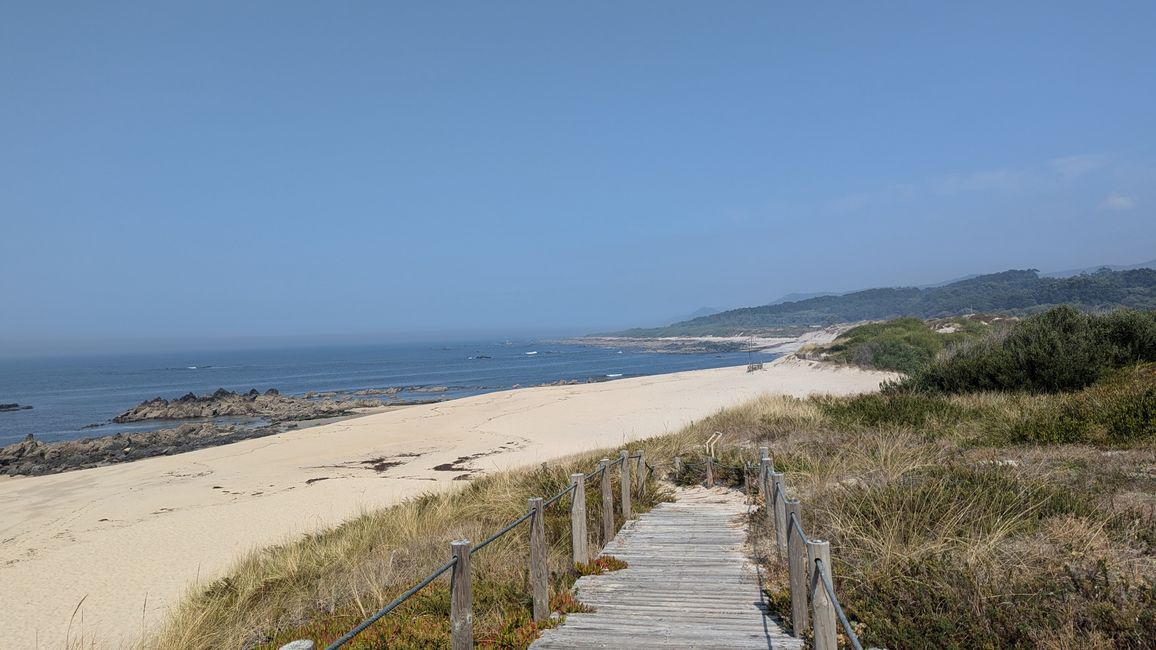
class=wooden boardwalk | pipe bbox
[531,486,801,649]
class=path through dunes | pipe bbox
[531,486,800,649]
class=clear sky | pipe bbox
[2,2,1154,351]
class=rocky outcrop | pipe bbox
[0,424,277,476]
[112,388,379,424]
[0,403,32,412]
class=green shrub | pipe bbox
[898,307,1156,394]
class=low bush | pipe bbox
[898,307,1156,394]
[990,364,1156,446]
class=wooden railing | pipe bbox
[757,446,863,650]
[283,449,650,650]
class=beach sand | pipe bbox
[0,358,893,649]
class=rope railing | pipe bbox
[761,452,864,650]
[470,508,536,556]
[324,558,457,650]
[294,448,654,650]
[542,481,576,508]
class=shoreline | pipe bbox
[0,357,894,649]
[561,325,850,355]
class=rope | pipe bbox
[325,557,457,649]
[470,508,535,555]
[813,558,865,650]
[788,510,812,546]
[584,465,603,481]
[542,482,576,508]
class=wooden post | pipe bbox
[618,450,631,519]
[785,500,809,636]
[570,473,588,565]
[758,446,769,484]
[635,449,646,499]
[759,458,771,499]
[808,539,837,650]
[773,472,788,556]
[528,497,548,622]
[674,455,682,475]
[450,540,473,650]
[599,459,613,545]
[742,461,751,498]
[760,458,774,537]
[705,456,714,487]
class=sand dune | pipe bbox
[0,358,893,649]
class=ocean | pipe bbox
[0,340,770,445]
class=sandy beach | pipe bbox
[0,358,893,649]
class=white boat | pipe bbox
[525,351,538,355]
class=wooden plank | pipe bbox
[531,486,801,649]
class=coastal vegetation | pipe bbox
[812,315,995,373]
[152,306,1156,649]
[744,307,1155,647]
[616,268,1156,337]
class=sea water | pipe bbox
[0,340,771,445]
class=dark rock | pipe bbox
[264,388,279,396]
[0,403,33,412]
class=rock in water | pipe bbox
[111,388,377,423]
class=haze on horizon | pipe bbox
[2,2,1154,356]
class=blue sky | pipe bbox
[1,2,1154,350]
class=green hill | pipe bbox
[614,268,1156,336]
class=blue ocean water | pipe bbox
[0,341,769,445]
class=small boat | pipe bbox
[525,351,538,356]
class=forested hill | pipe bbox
[616,268,1156,336]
